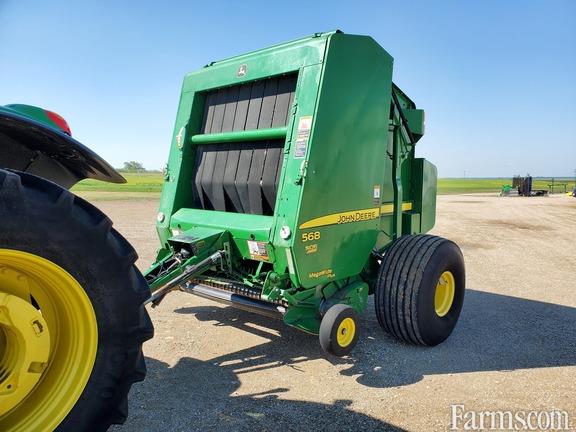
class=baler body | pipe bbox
[147,31,437,334]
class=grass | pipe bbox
[437,178,575,194]
[72,173,576,196]
[72,172,164,193]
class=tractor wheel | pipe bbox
[375,234,465,346]
[319,304,360,356]
[0,169,154,432]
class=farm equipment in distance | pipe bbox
[498,175,576,197]
[513,176,548,197]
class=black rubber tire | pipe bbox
[0,169,154,431]
[375,234,465,346]
[319,304,360,357]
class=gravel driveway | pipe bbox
[90,193,575,432]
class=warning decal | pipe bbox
[294,116,312,159]
[247,240,270,261]
[373,185,381,206]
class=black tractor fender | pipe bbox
[0,108,125,189]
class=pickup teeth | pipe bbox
[189,277,289,307]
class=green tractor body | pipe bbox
[0,105,152,430]
[0,104,125,188]
[146,31,441,337]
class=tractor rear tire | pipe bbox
[0,169,153,432]
[374,234,465,346]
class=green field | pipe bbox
[72,172,164,193]
[72,173,575,196]
[438,178,575,194]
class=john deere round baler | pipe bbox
[147,31,465,356]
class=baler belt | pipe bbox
[202,74,297,134]
[191,74,296,215]
[192,139,284,215]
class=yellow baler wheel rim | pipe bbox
[336,317,356,348]
[434,270,456,317]
[0,249,98,432]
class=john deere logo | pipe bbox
[237,64,247,77]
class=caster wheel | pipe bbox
[319,304,359,356]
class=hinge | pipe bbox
[294,160,307,185]
[285,102,298,153]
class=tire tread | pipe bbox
[375,234,452,346]
[0,169,153,431]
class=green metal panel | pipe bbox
[155,32,333,250]
[403,109,425,138]
[268,62,324,283]
[170,209,273,260]
[412,158,437,232]
[290,34,394,287]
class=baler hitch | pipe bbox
[145,251,224,307]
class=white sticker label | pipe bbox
[247,240,269,261]
[285,248,295,275]
[294,116,312,159]
[247,240,259,255]
[373,185,381,206]
[176,126,185,149]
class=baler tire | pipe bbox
[319,304,360,357]
[374,234,465,346]
[0,169,153,432]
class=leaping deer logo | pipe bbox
[237,64,247,77]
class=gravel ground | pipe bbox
[92,193,576,432]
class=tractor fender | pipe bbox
[0,104,125,189]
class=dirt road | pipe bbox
[94,194,575,431]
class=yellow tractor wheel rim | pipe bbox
[0,249,98,432]
[434,270,455,317]
[336,317,356,348]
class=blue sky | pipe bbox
[1,0,574,177]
